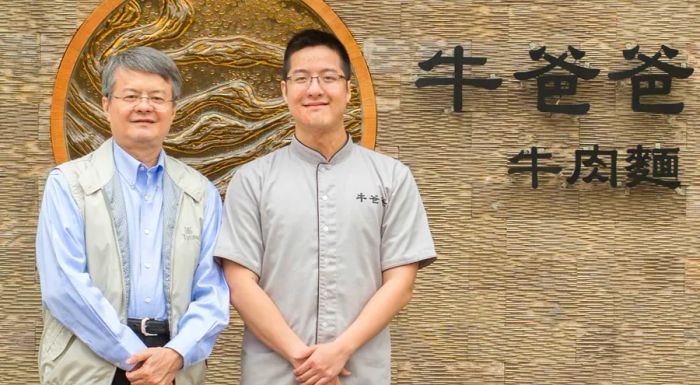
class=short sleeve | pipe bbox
[380,164,436,271]
[214,166,264,276]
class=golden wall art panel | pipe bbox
[50,0,376,192]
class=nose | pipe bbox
[134,96,154,112]
[306,76,324,95]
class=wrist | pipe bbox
[284,341,309,363]
[333,335,357,358]
[165,347,184,370]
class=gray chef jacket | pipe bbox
[215,134,436,385]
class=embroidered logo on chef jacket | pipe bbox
[355,193,388,207]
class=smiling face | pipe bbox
[281,45,351,136]
[102,67,175,154]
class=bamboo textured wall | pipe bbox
[2,0,700,384]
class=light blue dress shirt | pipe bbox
[36,142,229,370]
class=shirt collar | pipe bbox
[112,141,165,187]
[290,133,354,165]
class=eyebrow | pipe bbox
[289,68,340,74]
[120,88,167,95]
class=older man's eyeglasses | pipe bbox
[286,72,346,87]
[112,95,174,110]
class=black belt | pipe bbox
[127,318,170,337]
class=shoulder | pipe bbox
[43,168,73,197]
[54,150,95,177]
[233,145,290,181]
[221,145,290,202]
[46,156,95,216]
[164,153,211,202]
[164,154,208,183]
[52,149,102,200]
[353,145,413,180]
[55,139,116,193]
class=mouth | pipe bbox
[303,102,328,108]
[131,118,156,124]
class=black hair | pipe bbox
[282,29,352,80]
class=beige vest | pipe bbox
[39,139,209,385]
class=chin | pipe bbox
[130,123,157,130]
[129,133,163,144]
[303,122,332,131]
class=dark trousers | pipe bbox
[111,333,170,385]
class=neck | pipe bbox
[295,125,348,161]
[117,141,162,168]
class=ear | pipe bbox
[280,80,288,104]
[170,101,177,119]
[102,96,111,122]
[345,80,352,103]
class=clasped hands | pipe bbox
[125,347,183,385]
[120,341,351,385]
[291,341,353,385]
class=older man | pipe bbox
[215,29,436,385]
[36,47,229,385]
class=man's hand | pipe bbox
[293,342,352,385]
[125,347,183,385]
[289,346,314,370]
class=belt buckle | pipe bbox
[140,318,158,337]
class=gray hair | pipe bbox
[101,46,183,100]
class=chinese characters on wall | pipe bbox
[416,44,693,190]
[415,45,502,112]
[507,145,680,189]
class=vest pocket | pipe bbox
[43,321,75,361]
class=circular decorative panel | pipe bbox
[50,0,376,191]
